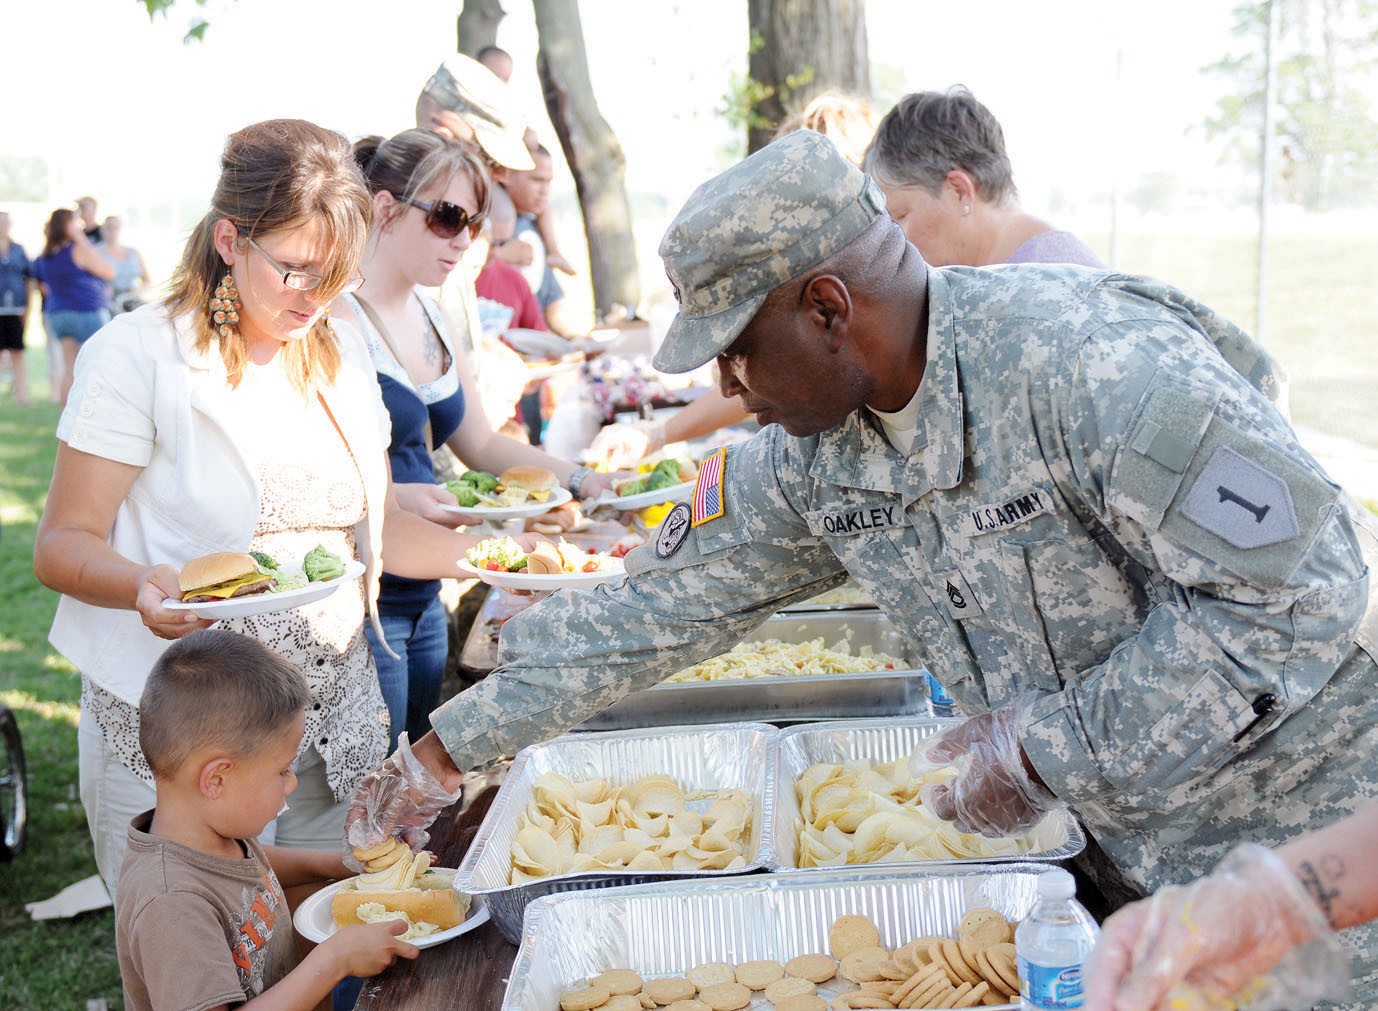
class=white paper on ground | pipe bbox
[25,874,112,920]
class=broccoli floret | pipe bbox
[618,477,649,497]
[249,550,279,572]
[303,545,346,582]
[445,480,480,507]
[467,471,499,494]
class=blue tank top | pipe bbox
[35,245,109,312]
[349,292,469,617]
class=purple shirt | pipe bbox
[1006,230,1105,269]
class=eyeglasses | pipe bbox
[393,194,482,240]
[245,235,364,295]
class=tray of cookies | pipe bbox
[576,611,931,732]
[452,721,779,943]
[769,718,1085,873]
[502,863,1057,1010]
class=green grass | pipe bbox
[0,343,124,1010]
[1101,232,1378,443]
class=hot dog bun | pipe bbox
[330,872,470,930]
[525,541,563,575]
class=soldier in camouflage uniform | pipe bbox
[353,131,1378,1004]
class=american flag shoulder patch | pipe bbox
[691,447,727,527]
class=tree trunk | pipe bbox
[532,0,640,321]
[747,0,870,153]
[456,0,505,56]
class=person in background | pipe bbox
[115,629,416,1011]
[335,127,623,753]
[475,43,514,84]
[777,91,879,166]
[1085,804,1378,1009]
[0,211,34,406]
[32,119,486,901]
[347,131,1378,1007]
[474,43,576,280]
[31,207,114,407]
[77,195,103,243]
[98,215,151,314]
[504,143,584,339]
[863,85,1103,269]
[414,52,533,438]
[474,186,546,338]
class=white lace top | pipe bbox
[83,360,389,799]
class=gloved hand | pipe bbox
[584,419,666,470]
[1084,842,1349,1011]
[343,732,462,865]
[910,696,1058,838]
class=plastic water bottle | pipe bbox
[924,670,958,718]
[1015,868,1099,1010]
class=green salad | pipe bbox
[617,458,690,498]
[465,537,528,572]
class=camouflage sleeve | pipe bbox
[1021,302,1368,811]
[429,427,848,770]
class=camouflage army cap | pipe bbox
[422,54,534,171]
[653,130,887,373]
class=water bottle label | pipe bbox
[925,672,957,715]
[1018,956,1084,1009]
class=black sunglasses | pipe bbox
[393,194,482,240]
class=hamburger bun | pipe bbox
[179,552,274,603]
[525,542,563,574]
[498,465,558,500]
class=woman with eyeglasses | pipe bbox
[33,119,488,896]
[335,128,623,753]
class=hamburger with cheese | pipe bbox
[497,465,558,503]
[179,552,276,603]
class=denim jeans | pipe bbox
[365,595,449,754]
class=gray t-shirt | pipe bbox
[116,810,299,1011]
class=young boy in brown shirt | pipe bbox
[115,629,418,1010]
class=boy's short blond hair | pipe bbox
[139,629,310,779]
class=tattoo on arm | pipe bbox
[1296,857,1344,927]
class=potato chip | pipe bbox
[794,758,1043,868]
[509,771,754,883]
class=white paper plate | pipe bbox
[164,560,364,620]
[594,480,696,512]
[439,486,572,521]
[524,359,583,382]
[457,558,624,591]
[503,328,572,358]
[293,871,488,949]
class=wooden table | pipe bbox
[354,764,518,1010]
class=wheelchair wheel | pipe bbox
[0,706,27,861]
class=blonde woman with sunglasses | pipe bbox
[335,129,624,754]
[33,120,494,896]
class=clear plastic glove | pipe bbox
[343,732,462,864]
[1084,842,1349,1010]
[910,696,1058,838]
[584,420,666,470]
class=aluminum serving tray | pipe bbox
[771,718,1085,872]
[453,722,779,943]
[577,610,929,731]
[503,862,1058,1010]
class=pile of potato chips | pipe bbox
[794,759,1037,868]
[509,772,753,884]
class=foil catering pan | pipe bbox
[452,721,778,943]
[578,610,930,731]
[770,718,1085,872]
[503,863,1059,1010]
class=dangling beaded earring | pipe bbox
[210,272,242,338]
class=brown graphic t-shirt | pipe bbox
[116,811,300,1011]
